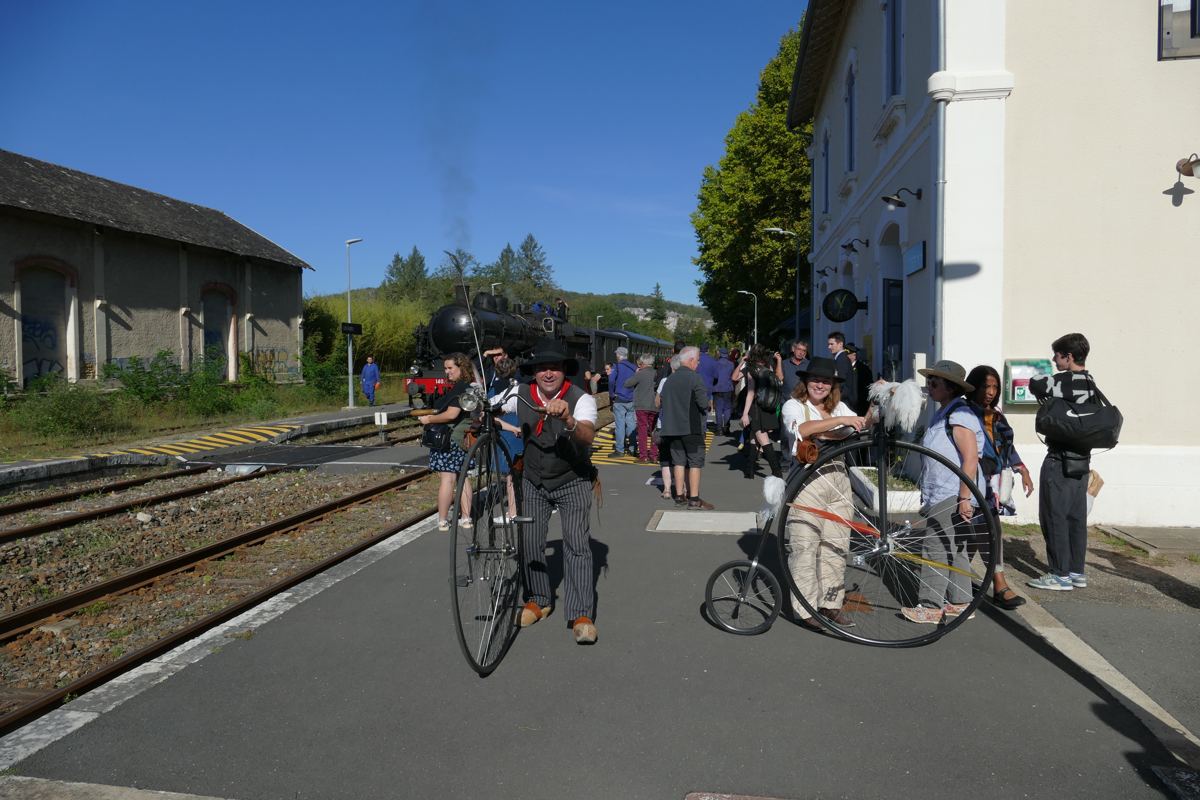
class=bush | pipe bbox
[300,344,344,400]
[185,354,235,417]
[102,351,185,403]
[9,375,131,438]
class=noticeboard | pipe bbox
[1004,358,1053,405]
[341,322,363,335]
[903,241,926,276]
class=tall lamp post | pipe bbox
[764,227,803,342]
[737,290,758,345]
[595,315,603,330]
[345,237,363,408]
[490,282,503,295]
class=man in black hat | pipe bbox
[845,343,873,416]
[498,340,600,644]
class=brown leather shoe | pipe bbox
[799,615,824,632]
[818,607,856,628]
[687,496,715,510]
[571,616,598,644]
[519,601,552,628]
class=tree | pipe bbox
[471,243,518,296]
[380,246,427,302]
[511,233,556,304]
[692,21,812,341]
[426,248,479,305]
[650,282,668,324]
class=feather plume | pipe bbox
[869,379,926,432]
[759,476,786,523]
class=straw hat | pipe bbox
[917,360,974,394]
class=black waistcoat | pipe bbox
[517,382,593,490]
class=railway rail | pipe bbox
[0,466,283,544]
[0,467,437,736]
[0,465,215,517]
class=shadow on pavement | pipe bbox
[544,537,610,622]
[1093,550,1200,611]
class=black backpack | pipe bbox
[752,367,782,413]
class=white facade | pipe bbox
[793,0,1200,526]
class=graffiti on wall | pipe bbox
[251,347,298,380]
[22,316,64,384]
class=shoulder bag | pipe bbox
[421,423,454,452]
[1034,376,1122,451]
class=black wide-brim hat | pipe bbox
[797,356,844,383]
[519,340,579,376]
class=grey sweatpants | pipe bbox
[1038,453,1089,577]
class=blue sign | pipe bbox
[903,242,926,276]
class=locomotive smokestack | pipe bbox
[454,284,470,306]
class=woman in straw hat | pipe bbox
[902,360,986,624]
[781,357,869,631]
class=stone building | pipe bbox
[786,2,1200,525]
[0,149,309,387]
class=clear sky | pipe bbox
[0,1,805,306]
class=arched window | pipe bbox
[844,67,856,172]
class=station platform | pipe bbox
[1,432,1196,799]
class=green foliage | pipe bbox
[302,296,341,362]
[692,21,812,341]
[381,246,429,303]
[184,350,236,417]
[650,283,668,324]
[9,375,131,438]
[300,343,343,399]
[303,294,429,373]
[102,351,185,403]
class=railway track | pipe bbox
[0,466,282,544]
[0,465,215,517]
[0,467,437,736]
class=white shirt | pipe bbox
[781,398,855,455]
[501,384,598,425]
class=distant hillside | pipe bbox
[560,291,709,320]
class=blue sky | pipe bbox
[1,1,804,306]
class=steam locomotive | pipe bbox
[406,286,673,403]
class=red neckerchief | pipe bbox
[530,381,572,436]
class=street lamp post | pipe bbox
[621,322,630,331]
[737,290,758,345]
[345,238,363,408]
[490,282,503,295]
[764,227,803,342]
[596,315,603,330]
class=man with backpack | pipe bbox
[1027,332,1107,592]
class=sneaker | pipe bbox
[1069,572,1088,588]
[437,519,450,532]
[901,605,944,624]
[943,602,976,620]
[687,496,715,510]
[572,616,597,645]
[458,518,473,529]
[1028,573,1073,591]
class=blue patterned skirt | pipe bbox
[428,445,469,474]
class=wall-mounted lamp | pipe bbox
[880,187,923,210]
[1177,154,1200,178]
[816,267,835,277]
[840,238,869,254]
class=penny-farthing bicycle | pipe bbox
[704,400,999,647]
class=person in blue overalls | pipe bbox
[361,355,380,406]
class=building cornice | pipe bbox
[927,70,1015,102]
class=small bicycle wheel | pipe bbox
[450,432,523,675]
[776,435,998,647]
[704,559,782,635]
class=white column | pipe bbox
[178,246,190,371]
[11,280,22,387]
[929,1,1012,371]
[65,281,79,382]
[93,230,106,374]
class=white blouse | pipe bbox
[781,398,856,456]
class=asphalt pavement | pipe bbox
[0,432,1191,799]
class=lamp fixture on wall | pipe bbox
[840,238,869,254]
[880,187,923,210]
[816,267,835,277]
[1177,154,1200,178]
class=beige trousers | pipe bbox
[786,462,852,618]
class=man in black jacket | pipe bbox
[1027,332,1101,593]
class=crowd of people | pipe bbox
[414,327,1108,642]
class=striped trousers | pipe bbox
[521,476,595,622]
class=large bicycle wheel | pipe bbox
[776,435,998,647]
[704,558,782,635]
[449,432,523,675]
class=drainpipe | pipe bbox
[932,0,948,362]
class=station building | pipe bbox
[0,149,309,387]
[787,2,1200,526]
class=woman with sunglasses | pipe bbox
[902,360,985,624]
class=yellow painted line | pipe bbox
[200,433,255,445]
[225,430,270,442]
[209,431,259,443]
[241,425,292,435]
[149,444,194,455]
[179,442,222,451]
[127,449,159,456]
[234,427,282,437]
[193,436,240,447]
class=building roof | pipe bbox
[0,149,310,270]
[786,0,849,130]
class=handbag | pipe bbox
[793,402,821,464]
[1034,376,1122,451]
[421,423,453,452]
